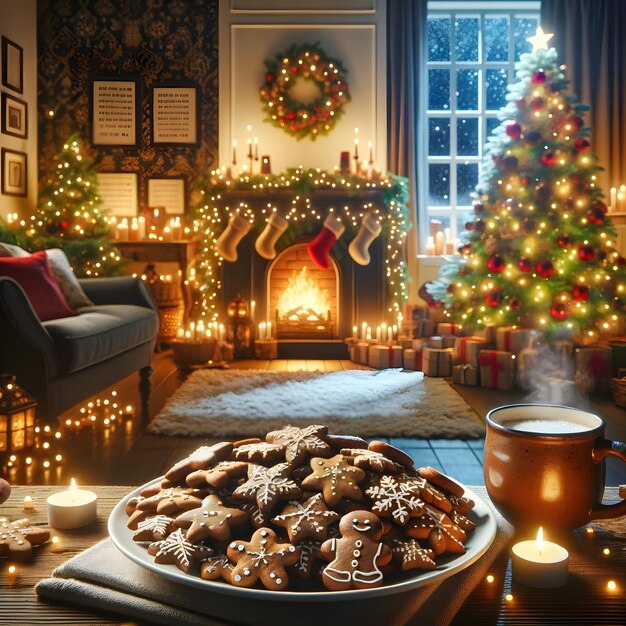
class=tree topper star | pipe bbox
[527,26,553,52]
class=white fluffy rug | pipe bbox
[149,369,484,439]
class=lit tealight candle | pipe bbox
[23,496,34,511]
[511,527,569,588]
[47,478,97,529]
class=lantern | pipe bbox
[226,294,253,358]
[0,375,37,456]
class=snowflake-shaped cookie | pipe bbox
[341,447,401,474]
[365,475,425,525]
[272,493,339,543]
[391,538,436,571]
[406,504,467,555]
[0,518,50,561]
[227,527,300,590]
[133,515,176,542]
[174,494,248,542]
[233,442,286,464]
[200,553,234,583]
[148,528,213,573]
[232,463,301,513]
[266,425,330,465]
[301,454,366,506]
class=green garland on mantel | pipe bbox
[259,43,351,141]
[191,169,411,318]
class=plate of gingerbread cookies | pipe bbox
[108,425,496,603]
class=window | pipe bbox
[423,2,540,254]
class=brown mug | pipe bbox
[484,404,626,531]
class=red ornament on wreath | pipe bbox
[572,284,590,301]
[578,245,595,261]
[487,254,505,273]
[535,258,555,278]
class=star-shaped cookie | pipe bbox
[148,528,213,573]
[266,425,331,465]
[391,538,436,571]
[406,504,467,555]
[233,463,301,513]
[0,518,50,561]
[136,486,207,516]
[186,461,249,488]
[301,454,366,506]
[272,493,339,543]
[174,494,248,542]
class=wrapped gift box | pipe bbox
[517,344,541,390]
[397,336,414,350]
[416,319,436,338]
[369,344,404,369]
[422,347,452,377]
[403,348,423,371]
[428,335,456,349]
[575,345,612,393]
[355,342,370,366]
[476,324,497,344]
[599,317,626,339]
[453,336,489,366]
[411,338,429,351]
[437,322,464,337]
[479,350,516,390]
[452,364,480,386]
[495,326,516,352]
[495,327,542,354]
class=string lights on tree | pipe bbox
[442,27,626,341]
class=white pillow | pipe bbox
[0,243,93,308]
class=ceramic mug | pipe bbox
[484,404,626,531]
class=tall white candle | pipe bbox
[137,216,146,239]
[387,326,393,342]
[610,187,617,212]
[259,322,266,340]
[47,478,97,529]
[425,236,435,256]
[250,300,256,321]
[267,321,272,339]
[361,322,367,339]
[435,231,444,255]
[376,326,382,343]
[353,325,358,338]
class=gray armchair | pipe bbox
[0,276,159,421]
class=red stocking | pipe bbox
[307,214,345,270]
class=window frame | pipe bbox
[420,1,540,254]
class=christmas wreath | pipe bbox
[259,43,351,141]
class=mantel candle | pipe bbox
[47,478,97,529]
[511,527,569,588]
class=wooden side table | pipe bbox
[115,239,199,318]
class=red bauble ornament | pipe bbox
[592,200,608,214]
[518,257,532,272]
[60,221,68,229]
[535,259,555,278]
[530,97,545,111]
[550,302,570,320]
[485,290,503,307]
[287,112,296,120]
[464,221,475,231]
[473,203,485,213]
[532,69,546,84]
[265,72,275,83]
[572,284,590,301]
[487,254,505,273]
[557,234,572,248]
[588,207,605,225]
[571,116,584,130]
[541,152,557,167]
[509,297,521,310]
[506,122,523,139]
[578,245,595,261]
[575,139,590,152]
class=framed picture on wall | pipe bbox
[151,85,199,145]
[1,93,27,139]
[1,36,23,94]
[1,148,27,197]
[147,177,186,215]
[96,172,139,216]
[91,78,140,147]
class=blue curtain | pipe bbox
[542,0,626,191]
[387,0,428,253]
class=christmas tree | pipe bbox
[30,135,124,277]
[444,27,626,342]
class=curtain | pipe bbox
[541,0,626,192]
[387,0,428,262]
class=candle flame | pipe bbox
[70,478,78,490]
[536,526,544,554]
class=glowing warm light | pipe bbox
[505,593,513,602]
[276,267,330,321]
[607,580,617,591]
[486,574,495,583]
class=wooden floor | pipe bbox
[7,351,626,487]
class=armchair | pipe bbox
[0,276,159,421]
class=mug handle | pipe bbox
[589,439,626,521]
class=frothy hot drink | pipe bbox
[505,418,590,434]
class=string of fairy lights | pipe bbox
[190,168,411,319]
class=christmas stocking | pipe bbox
[348,211,381,265]
[307,214,345,270]
[216,213,252,262]
[255,212,289,260]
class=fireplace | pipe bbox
[267,244,339,339]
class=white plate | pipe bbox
[108,478,496,603]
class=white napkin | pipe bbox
[36,487,513,626]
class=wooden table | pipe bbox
[115,240,199,318]
[0,486,624,625]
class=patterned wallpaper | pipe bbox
[37,0,219,209]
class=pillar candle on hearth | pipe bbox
[435,231,444,255]
[361,322,367,339]
[116,219,129,241]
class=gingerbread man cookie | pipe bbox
[0,518,50,561]
[320,511,391,590]
[301,454,366,506]
[227,527,300,590]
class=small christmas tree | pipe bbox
[30,135,124,277]
[444,27,626,342]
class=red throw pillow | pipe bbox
[0,251,78,321]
